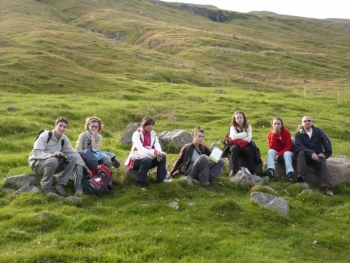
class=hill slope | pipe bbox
[1,0,350,93]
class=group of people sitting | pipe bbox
[28,111,335,197]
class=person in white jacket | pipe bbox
[228,111,256,176]
[125,116,169,188]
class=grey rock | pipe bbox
[231,170,263,188]
[251,192,290,216]
[119,123,140,144]
[158,129,192,150]
[3,174,42,188]
[64,196,83,203]
[14,185,40,195]
[274,156,350,187]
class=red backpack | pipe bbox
[83,164,112,196]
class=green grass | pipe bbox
[1,0,350,262]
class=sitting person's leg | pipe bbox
[100,156,112,168]
[241,146,256,174]
[155,153,167,181]
[266,149,278,177]
[34,157,60,192]
[190,155,210,187]
[229,145,241,174]
[208,159,224,183]
[283,151,295,182]
[133,157,153,183]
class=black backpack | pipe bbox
[83,164,112,196]
[35,129,64,147]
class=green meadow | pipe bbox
[1,0,350,262]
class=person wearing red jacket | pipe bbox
[266,117,294,182]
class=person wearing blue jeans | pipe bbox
[266,117,294,182]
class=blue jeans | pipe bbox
[267,149,294,174]
[133,154,167,182]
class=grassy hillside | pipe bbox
[1,1,350,262]
[1,0,350,93]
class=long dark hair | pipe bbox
[231,111,249,131]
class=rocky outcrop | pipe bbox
[274,156,350,187]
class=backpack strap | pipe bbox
[46,130,64,147]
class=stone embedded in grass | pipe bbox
[6,105,17,112]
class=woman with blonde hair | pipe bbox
[76,116,120,169]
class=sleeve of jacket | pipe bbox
[319,129,332,158]
[267,131,275,149]
[75,132,85,151]
[229,126,250,141]
[170,145,186,175]
[203,145,212,156]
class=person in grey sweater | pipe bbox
[28,117,85,196]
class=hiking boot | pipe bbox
[326,190,334,196]
[75,188,84,196]
[266,168,274,178]
[296,175,305,183]
[200,181,210,188]
[112,158,120,169]
[286,172,295,182]
[54,184,67,196]
[41,186,57,194]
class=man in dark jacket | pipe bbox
[294,116,334,196]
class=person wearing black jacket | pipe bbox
[294,116,334,196]
[170,127,224,187]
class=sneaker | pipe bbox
[200,181,210,188]
[75,189,84,196]
[296,175,305,183]
[267,168,274,178]
[54,184,67,197]
[326,190,334,196]
[286,172,295,182]
[41,186,57,194]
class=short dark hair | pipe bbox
[141,116,155,128]
[55,117,68,126]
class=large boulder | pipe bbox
[119,123,140,144]
[158,129,192,150]
[274,156,350,187]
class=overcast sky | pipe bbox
[160,0,350,19]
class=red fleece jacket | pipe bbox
[267,127,292,157]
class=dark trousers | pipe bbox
[230,145,256,174]
[190,155,224,182]
[297,151,334,190]
[133,154,167,182]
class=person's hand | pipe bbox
[311,153,319,161]
[52,151,63,157]
[85,166,92,176]
[318,153,325,159]
[274,154,278,161]
[156,150,163,161]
